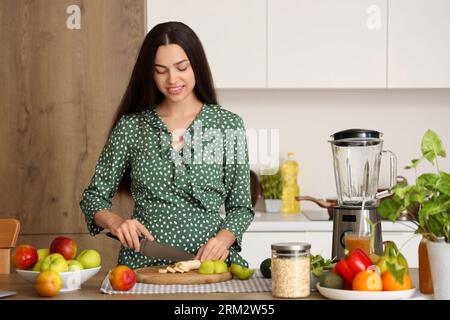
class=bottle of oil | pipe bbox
[281,152,300,214]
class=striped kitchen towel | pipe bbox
[100,270,271,295]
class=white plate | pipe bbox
[16,266,101,292]
[316,283,417,300]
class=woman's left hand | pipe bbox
[195,229,236,261]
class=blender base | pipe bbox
[331,206,383,260]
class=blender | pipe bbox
[329,129,397,260]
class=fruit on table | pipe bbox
[12,244,38,270]
[198,260,215,274]
[37,248,50,262]
[67,260,84,271]
[76,249,101,269]
[335,249,373,287]
[230,263,254,280]
[260,258,272,279]
[50,236,77,260]
[32,260,43,271]
[213,260,228,273]
[319,272,345,289]
[109,265,136,291]
[198,260,229,274]
[352,269,383,291]
[381,263,412,291]
[41,253,68,272]
[158,259,201,273]
[377,241,409,274]
[35,271,62,297]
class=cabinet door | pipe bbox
[146,0,266,88]
[388,0,450,88]
[241,232,306,268]
[268,0,387,88]
[305,232,333,259]
[382,232,421,268]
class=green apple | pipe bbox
[230,263,254,280]
[37,248,50,261]
[198,260,215,274]
[76,249,101,269]
[32,260,43,271]
[213,260,228,273]
[41,253,68,272]
[67,260,84,271]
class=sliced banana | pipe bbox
[158,259,201,274]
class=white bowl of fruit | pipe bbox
[13,237,102,295]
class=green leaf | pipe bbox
[427,214,449,239]
[405,186,428,205]
[437,172,450,196]
[417,173,440,190]
[404,158,422,170]
[421,130,446,164]
[419,196,450,228]
[378,198,403,221]
[392,182,410,198]
[386,261,406,285]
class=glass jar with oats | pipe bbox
[271,242,311,298]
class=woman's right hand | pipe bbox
[108,216,154,252]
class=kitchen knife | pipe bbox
[106,232,195,262]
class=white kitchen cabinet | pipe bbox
[305,232,333,259]
[388,0,450,88]
[268,0,387,88]
[146,0,266,88]
[241,232,306,268]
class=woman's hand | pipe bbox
[195,229,236,261]
[108,216,154,252]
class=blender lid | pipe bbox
[331,129,382,141]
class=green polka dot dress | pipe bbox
[80,104,255,269]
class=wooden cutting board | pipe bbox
[135,266,232,285]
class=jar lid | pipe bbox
[271,242,311,252]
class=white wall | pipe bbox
[217,89,450,209]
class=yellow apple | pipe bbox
[32,260,43,271]
[76,249,101,269]
[37,248,50,261]
[41,253,68,272]
[67,260,84,271]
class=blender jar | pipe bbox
[329,129,397,208]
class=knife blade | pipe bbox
[106,232,195,262]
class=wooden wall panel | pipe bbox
[0,0,143,236]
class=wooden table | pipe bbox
[0,269,423,300]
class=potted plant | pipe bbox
[378,129,450,299]
[259,169,283,213]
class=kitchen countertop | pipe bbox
[0,269,431,300]
[247,211,417,232]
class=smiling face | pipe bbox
[153,44,197,104]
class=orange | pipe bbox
[352,270,383,291]
[381,271,412,291]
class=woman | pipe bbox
[79,21,254,269]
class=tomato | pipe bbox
[381,271,412,291]
[352,270,383,291]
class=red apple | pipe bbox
[49,236,77,260]
[109,265,136,291]
[12,244,38,270]
[35,271,62,297]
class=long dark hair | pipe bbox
[112,21,218,193]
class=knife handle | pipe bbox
[106,232,119,241]
[106,232,145,242]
